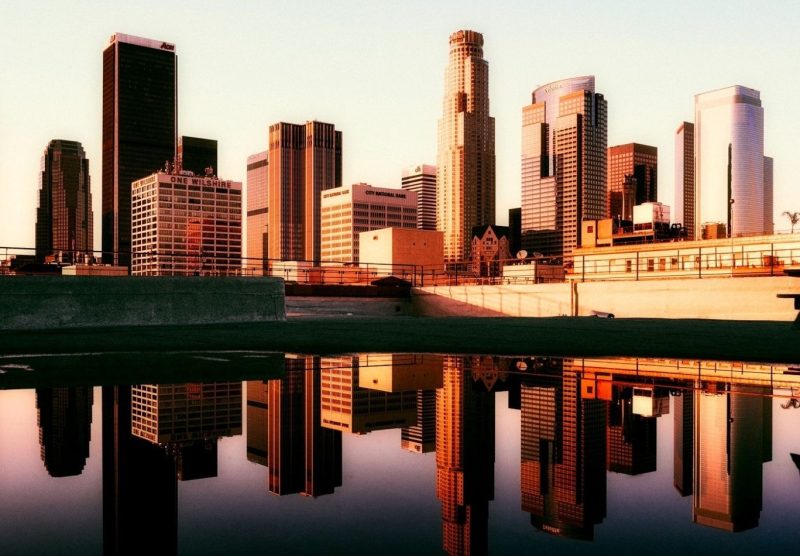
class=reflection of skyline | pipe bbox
[607,385,657,476]
[246,380,269,466]
[520,359,607,541]
[36,387,93,477]
[436,356,495,556]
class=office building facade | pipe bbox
[521,76,607,257]
[102,33,177,267]
[674,122,695,239]
[131,172,242,276]
[268,121,341,263]
[35,140,93,262]
[436,30,495,264]
[320,183,417,264]
[695,85,771,237]
[607,143,657,223]
[401,164,437,231]
[246,151,268,273]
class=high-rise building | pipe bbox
[131,171,242,276]
[401,390,437,454]
[521,76,607,257]
[607,143,657,223]
[178,136,217,176]
[246,151,268,274]
[102,33,177,268]
[606,386,657,476]
[674,122,695,240]
[763,156,774,234]
[246,380,268,466]
[268,121,341,263]
[508,207,521,256]
[673,384,694,496]
[436,30,495,264]
[401,164,437,231]
[695,85,771,237]
[320,183,417,264]
[35,140,93,263]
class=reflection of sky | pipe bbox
[1,384,800,554]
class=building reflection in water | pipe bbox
[264,355,342,497]
[693,382,772,532]
[519,358,607,541]
[246,380,268,466]
[103,381,242,555]
[36,387,93,477]
[436,356,496,555]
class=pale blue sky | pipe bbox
[1,0,798,250]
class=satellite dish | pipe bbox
[516,250,528,260]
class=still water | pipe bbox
[1,353,799,555]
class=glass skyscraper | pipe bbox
[102,33,177,267]
[695,85,772,237]
[521,76,607,257]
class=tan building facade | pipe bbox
[436,30,495,264]
[320,183,417,264]
[131,172,242,276]
[359,227,444,278]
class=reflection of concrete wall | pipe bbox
[415,276,795,320]
[0,276,286,329]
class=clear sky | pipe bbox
[1,0,798,251]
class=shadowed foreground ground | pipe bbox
[1,316,798,364]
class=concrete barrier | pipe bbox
[415,276,798,321]
[0,276,285,330]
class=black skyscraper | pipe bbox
[178,136,218,176]
[102,33,177,267]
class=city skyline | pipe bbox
[1,2,798,250]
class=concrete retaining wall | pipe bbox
[287,296,411,318]
[416,276,799,321]
[0,276,285,330]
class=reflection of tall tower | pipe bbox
[130,382,242,481]
[436,356,495,555]
[673,386,694,496]
[267,356,342,497]
[36,387,93,477]
[520,361,607,540]
[693,384,770,531]
[103,385,178,556]
[246,380,269,466]
[606,386,657,475]
[436,30,495,264]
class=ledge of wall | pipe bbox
[0,276,286,330]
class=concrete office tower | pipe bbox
[268,121,342,263]
[35,140,92,263]
[131,172,242,276]
[320,183,417,264]
[674,122,695,239]
[521,76,607,257]
[607,143,657,223]
[401,164,437,230]
[102,33,177,267]
[695,86,771,237]
[246,151,268,273]
[178,136,217,176]
[436,30,495,264]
